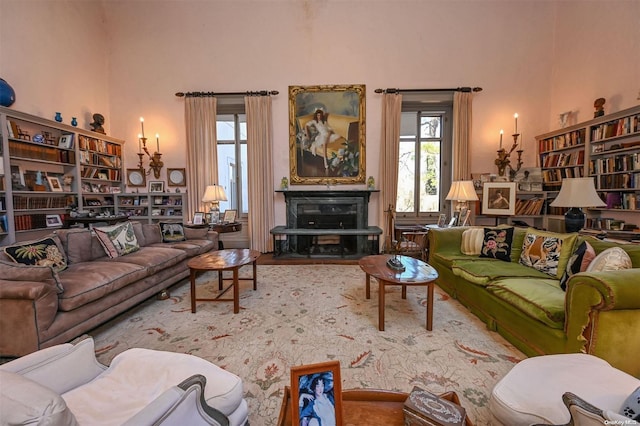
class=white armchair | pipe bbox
[0,338,248,426]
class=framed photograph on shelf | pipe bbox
[459,206,471,226]
[223,209,237,223]
[45,214,63,228]
[193,212,205,225]
[482,182,516,216]
[58,134,74,149]
[437,213,447,227]
[291,361,342,426]
[46,176,63,192]
[289,84,366,185]
[149,181,164,193]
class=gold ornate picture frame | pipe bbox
[289,84,366,184]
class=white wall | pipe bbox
[1,0,637,228]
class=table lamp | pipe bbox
[202,184,228,225]
[550,177,605,232]
[445,180,479,212]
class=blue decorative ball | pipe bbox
[0,78,16,107]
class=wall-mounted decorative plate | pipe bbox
[167,168,186,186]
[126,169,146,187]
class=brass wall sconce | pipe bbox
[137,117,164,179]
[495,114,523,180]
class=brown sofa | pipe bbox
[0,222,217,357]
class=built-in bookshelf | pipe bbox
[114,193,184,223]
[0,107,125,245]
[536,104,640,231]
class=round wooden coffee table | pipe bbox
[358,255,438,331]
[188,249,260,314]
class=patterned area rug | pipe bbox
[89,265,524,425]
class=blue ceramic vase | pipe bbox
[55,112,63,122]
[71,117,78,127]
[0,78,16,107]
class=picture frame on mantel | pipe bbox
[289,84,366,185]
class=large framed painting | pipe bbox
[482,182,516,216]
[289,84,366,184]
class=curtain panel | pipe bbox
[184,97,219,219]
[453,92,473,180]
[379,93,402,251]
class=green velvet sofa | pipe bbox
[427,226,640,378]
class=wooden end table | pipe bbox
[358,255,438,331]
[188,248,260,314]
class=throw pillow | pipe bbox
[519,229,577,278]
[586,247,632,272]
[461,228,484,255]
[3,236,67,273]
[620,386,640,421]
[559,240,596,291]
[159,222,186,243]
[479,227,514,262]
[93,222,140,258]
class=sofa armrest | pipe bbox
[427,227,467,259]
[0,279,60,356]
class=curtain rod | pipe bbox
[175,90,279,98]
[374,87,482,94]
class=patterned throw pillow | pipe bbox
[559,241,596,291]
[461,228,484,255]
[519,229,577,278]
[4,236,67,272]
[479,227,514,262]
[586,247,632,272]
[620,386,640,421]
[94,222,140,258]
[159,222,186,243]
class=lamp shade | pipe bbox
[550,178,605,208]
[202,184,228,203]
[445,181,479,201]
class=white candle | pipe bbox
[514,113,518,134]
[500,129,504,149]
[138,134,142,153]
[156,133,160,152]
[140,117,145,139]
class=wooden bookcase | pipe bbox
[0,107,125,245]
[536,104,640,231]
[114,193,184,224]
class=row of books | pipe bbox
[13,195,72,210]
[597,173,640,190]
[514,197,545,216]
[590,114,640,141]
[9,141,76,165]
[542,166,584,183]
[538,129,585,153]
[14,214,69,231]
[79,151,122,168]
[78,135,122,156]
[542,150,584,168]
[589,153,640,174]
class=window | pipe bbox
[396,102,452,221]
[216,113,248,216]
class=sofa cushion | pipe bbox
[519,228,577,279]
[184,227,209,240]
[461,228,484,255]
[560,241,596,291]
[4,235,67,273]
[131,221,147,247]
[108,246,187,275]
[487,277,566,329]
[0,371,79,426]
[479,227,514,262]
[94,222,140,258]
[142,223,162,245]
[149,239,215,257]
[0,259,57,282]
[586,247,632,272]
[451,259,551,286]
[620,386,640,421]
[57,261,148,311]
[159,222,187,243]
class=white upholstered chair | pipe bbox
[490,353,639,425]
[0,337,248,426]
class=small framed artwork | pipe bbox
[97,172,108,180]
[448,212,459,227]
[223,209,237,223]
[58,134,74,149]
[437,213,447,227]
[126,169,146,187]
[482,182,516,216]
[459,206,471,226]
[291,361,342,426]
[193,211,205,225]
[149,181,164,193]
[45,214,63,227]
[167,168,186,186]
[47,176,63,192]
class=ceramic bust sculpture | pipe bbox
[594,98,605,118]
[90,113,106,134]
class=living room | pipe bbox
[0,1,639,425]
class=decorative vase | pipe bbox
[281,176,289,190]
[367,176,375,189]
[55,112,63,122]
[71,117,78,127]
[0,78,16,107]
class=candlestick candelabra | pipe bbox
[495,133,523,180]
[138,137,164,179]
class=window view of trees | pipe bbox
[217,114,248,215]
